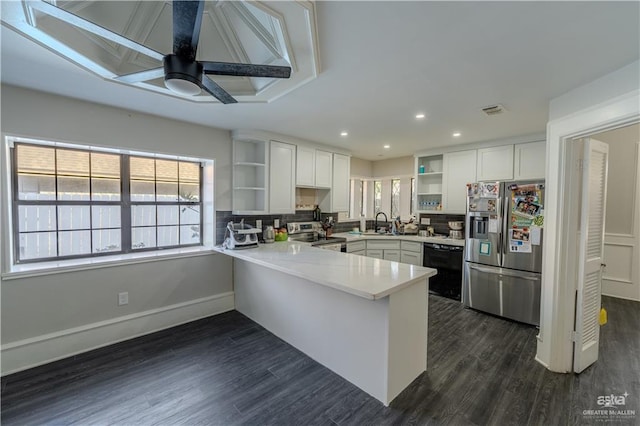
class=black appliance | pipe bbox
[423,242,464,301]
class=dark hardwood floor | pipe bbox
[2,295,638,425]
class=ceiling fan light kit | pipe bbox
[163,54,202,96]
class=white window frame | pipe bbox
[2,136,215,277]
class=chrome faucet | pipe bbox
[374,212,388,233]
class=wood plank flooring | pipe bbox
[2,295,638,425]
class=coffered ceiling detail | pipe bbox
[1,0,318,102]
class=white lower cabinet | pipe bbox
[400,251,422,266]
[400,240,423,266]
[347,241,366,253]
[366,249,384,259]
[383,250,401,262]
[350,239,425,265]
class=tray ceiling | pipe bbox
[1,0,318,102]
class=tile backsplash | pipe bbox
[216,211,465,244]
[418,213,465,236]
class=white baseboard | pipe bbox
[1,292,235,376]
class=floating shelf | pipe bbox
[417,172,442,176]
[417,192,442,196]
[234,187,266,191]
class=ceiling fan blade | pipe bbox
[114,67,165,83]
[199,76,237,104]
[173,0,205,61]
[202,61,292,79]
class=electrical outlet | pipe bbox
[274,218,280,228]
[256,219,262,229]
[118,292,129,306]
[421,218,431,225]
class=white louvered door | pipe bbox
[574,138,609,373]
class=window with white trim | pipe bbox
[11,140,204,264]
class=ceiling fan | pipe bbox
[111,0,292,104]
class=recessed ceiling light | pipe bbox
[415,113,425,119]
[340,131,348,137]
[383,145,391,149]
[453,132,461,137]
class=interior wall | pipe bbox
[351,157,373,178]
[537,60,640,372]
[594,124,639,234]
[0,85,235,374]
[592,124,640,301]
[371,156,414,178]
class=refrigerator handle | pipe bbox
[468,264,540,281]
[502,185,509,262]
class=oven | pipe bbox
[423,242,463,301]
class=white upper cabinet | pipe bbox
[331,153,351,212]
[269,141,296,214]
[442,149,477,214]
[296,146,315,187]
[296,147,333,188]
[476,145,514,181]
[514,141,546,180]
[315,150,333,188]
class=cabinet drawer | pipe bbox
[384,250,401,262]
[401,251,422,266]
[366,240,401,250]
[400,241,422,253]
[366,249,384,259]
[347,241,366,252]
[350,249,366,256]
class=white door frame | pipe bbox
[537,89,639,372]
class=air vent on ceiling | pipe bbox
[481,104,506,116]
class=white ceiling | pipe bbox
[2,1,639,161]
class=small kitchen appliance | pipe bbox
[263,226,275,243]
[222,221,261,249]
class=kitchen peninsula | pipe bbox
[215,242,436,405]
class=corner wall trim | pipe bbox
[1,292,235,376]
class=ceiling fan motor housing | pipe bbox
[163,54,203,95]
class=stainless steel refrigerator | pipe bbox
[462,181,544,326]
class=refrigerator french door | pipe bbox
[462,181,544,326]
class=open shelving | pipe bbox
[415,154,443,212]
[232,139,268,214]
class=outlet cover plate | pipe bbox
[118,292,129,306]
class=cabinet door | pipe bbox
[366,249,384,259]
[443,150,477,214]
[296,146,315,187]
[384,250,401,262]
[331,153,351,212]
[315,150,333,188]
[477,145,514,181]
[514,141,546,180]
[401,251,422,266]
[269,141,296,214]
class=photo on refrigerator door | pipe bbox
[509,228,532,253]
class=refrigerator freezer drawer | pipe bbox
[463,262,501,316]
[501,271,541,326]
[463,262,541,326]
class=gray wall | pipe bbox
[371,156,414,177]
[1,86,233,361]
[594,124,640,235]
[350,157,373,178]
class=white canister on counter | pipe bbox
[360,216,366,232]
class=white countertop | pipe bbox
[214,241,436,300]
[332,232,466,247]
